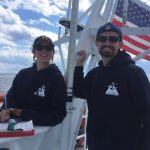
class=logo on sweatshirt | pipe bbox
[34,85,46,97]
[105,82,119,96]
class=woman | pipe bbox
[0,35,67,126]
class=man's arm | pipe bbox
[73,50,87,98]
[128,65,150,150]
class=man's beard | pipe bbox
[99,45,115,57]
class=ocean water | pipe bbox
[0,73,16,93]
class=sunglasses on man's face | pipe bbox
[35,44,53,51]
[97,36,120,43]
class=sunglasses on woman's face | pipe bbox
[97,36,120,43]
[35,43,53,51]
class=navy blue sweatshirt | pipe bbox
[3,63,67,126]
[73,50,150,150]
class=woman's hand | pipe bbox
[10,109,23,117]
[0,109,10,122]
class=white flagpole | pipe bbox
[63,0,79,150]
[66,0,79,97]
[123,0,128,26]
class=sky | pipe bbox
[0,0,150,78]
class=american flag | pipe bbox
[112,0,150,61]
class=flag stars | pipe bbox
[115,0,150,27]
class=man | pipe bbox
[73,22,150,150]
